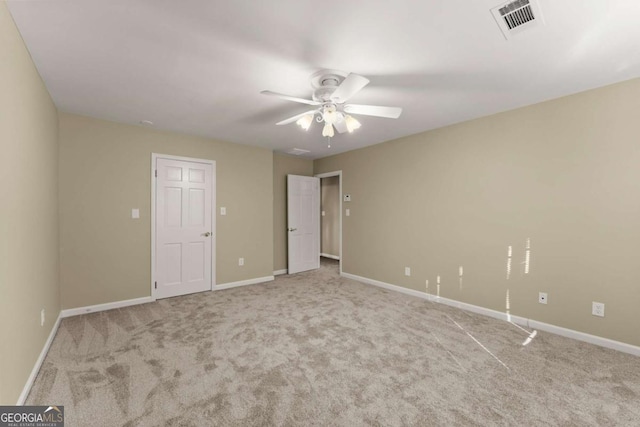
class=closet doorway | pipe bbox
[316,171,342,274]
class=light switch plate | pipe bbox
[321,210,325,216]
[220,207,226,215]
[131,208,140,219]
[346,208,350,217]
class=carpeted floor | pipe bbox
[27,259,640,426]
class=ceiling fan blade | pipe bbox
[261,90,320,106]
[344,104,402,119]
[330,73,370,103]
[275,110,317,126]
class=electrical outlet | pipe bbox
[238,257,244,266]
[592,302,605,317]
[538,292,548,304]
[40,309,45,327]
[404,267,411,277]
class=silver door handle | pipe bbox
[203,232,212,237]
[288,228,297,232]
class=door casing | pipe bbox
[316,171,342,275]
[151,153,216,299]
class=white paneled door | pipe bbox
[287,175,320,274]
[155,157,214,299]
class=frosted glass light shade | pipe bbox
[345,115,361,132]
[322,123,334,137]
[296,114,314,130]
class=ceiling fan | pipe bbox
[261,70,402,139]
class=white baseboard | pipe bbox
[528,319,640,357]
[60,275,277,317]
[342,272,427,300]
[17,313,62,405]
[216,275,274,291]
[273,269,288,276]
[60,296,155,318]
[320,253,340,260]
[341,272,640,357]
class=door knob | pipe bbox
[288,228,297,232]
[203,232,212,237]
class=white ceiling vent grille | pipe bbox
[491,0,545,40]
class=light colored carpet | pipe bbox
[27,259,640,426]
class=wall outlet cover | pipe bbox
[538,292,548,304]
[592,302,605,317]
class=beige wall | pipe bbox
[273,153,314,272]
[321,176,340,258]
[0,3,60,404]
[315,78,640,347]
[59,113,273,309]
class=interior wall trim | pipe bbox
[320,253,340,260]
[60,296,155,318]
[215,275,274,291]
[59,274,277,318]
[59,273,276,318]
[341,272,640,357]
[273,269,288,276]
[17,314,62,405]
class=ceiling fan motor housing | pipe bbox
[310,70,347,102]
[313,87,337,102]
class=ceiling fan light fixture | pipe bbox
[296,113,314,131]
[263,70,402,142]
[322,105,338,125]
[344,115,361,133]
[322,122,334,138]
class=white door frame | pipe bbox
[315,171,342,275]
[151,153,216,300]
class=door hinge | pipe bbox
[155,170,157,177]
[154,281,157,289]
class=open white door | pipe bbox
[155,157,215,299]
[287,175,320,274]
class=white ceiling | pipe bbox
[7,0,640,159]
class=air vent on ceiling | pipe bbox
[286,148,310,156]
[491,0,545,40]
